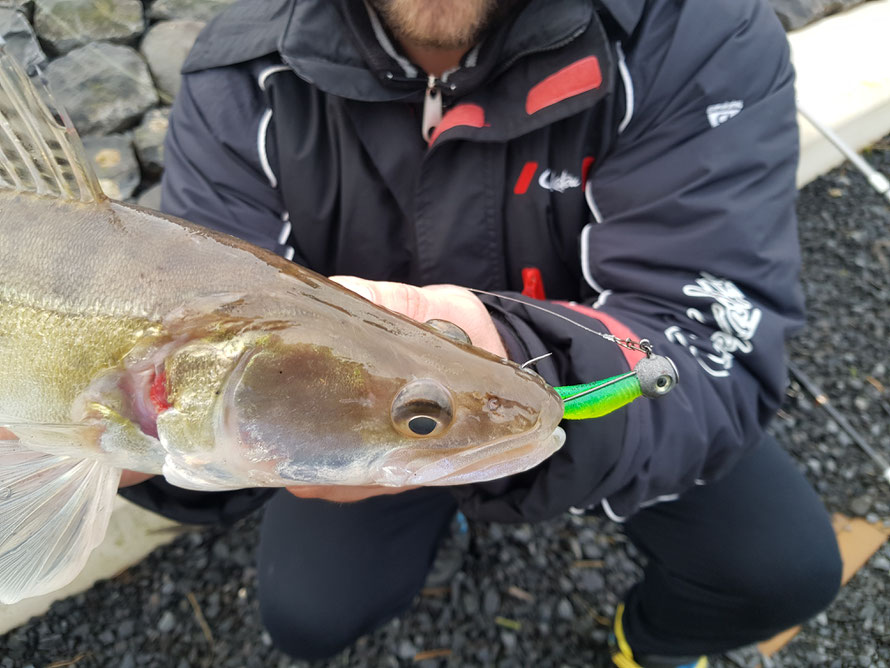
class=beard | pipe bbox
[368,0,511,50]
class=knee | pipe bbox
[257,568,419,661]
[735,532,842,631]
[259,592,366,661]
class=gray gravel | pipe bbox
[2,140,888,667]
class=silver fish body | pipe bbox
[1,193,565,489]
[0,46,565,603]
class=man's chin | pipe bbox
[367,0,500,52]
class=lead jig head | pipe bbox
[634,354,679,398]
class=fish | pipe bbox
[0,47,566,604]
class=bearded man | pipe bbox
[120,1,842,665]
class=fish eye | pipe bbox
[408,416,437,435]
[391,379,454,438]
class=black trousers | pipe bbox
[257,436,842,660]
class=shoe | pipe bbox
[607,603,708,668]
[423,510,470,588]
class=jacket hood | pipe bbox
[278,0,594,101]
[183,0,638,103]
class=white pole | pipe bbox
[797,103,890,205]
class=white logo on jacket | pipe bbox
[538,169,581,192]
[706,100,743,128]
[664,272,761,377]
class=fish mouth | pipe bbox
[373,424,567,487]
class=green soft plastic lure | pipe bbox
[554,354,679,420]
[463,288,680,421]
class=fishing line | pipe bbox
[467,288,653,355]
[467,288,678,409]
[519,352,552,370]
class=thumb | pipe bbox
[330,275,376,302]
[330,276,430,322]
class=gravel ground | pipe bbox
[2,140,890,668]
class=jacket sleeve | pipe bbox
[160,61,293,254]
[455,0,804,522]
[120,62,288,523]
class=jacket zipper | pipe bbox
[421,74,443,142]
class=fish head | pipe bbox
[163,316,566,488]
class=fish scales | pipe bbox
[0,192,310,321]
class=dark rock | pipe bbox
[36,633,63,649]
[555,598,573,621]
[768,0,866,30]
[133,106,169,178]
[45,43,158,135]
[33,0,144,55]
[140,19,203,102]
[580,535,603,559]
[148,0,236,22]
[0,7,47,73]
[117,619,136,639]
[82,133,140,200]
[212,540,230,561]
[157,610,176,633]
[871,555,890,572]
[576,569,605,593]
[511,525,533,543]
[482,589,500,616]
[395,639,417,660]
[850,494,872,516]
[462,591,479,616]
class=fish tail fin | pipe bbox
[0,44,104,202]
[0,438,119,604]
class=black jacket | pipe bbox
[121,0,804,523]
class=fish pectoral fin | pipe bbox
[0,439,119,604]
[0,421,102,458]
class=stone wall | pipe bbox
[770,0,872,30]
[0,0,235,208]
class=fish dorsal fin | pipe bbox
[0,44,104,202]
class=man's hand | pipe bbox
[119,471,155,488]
[286,485,418,503]
[331,276,507,358]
